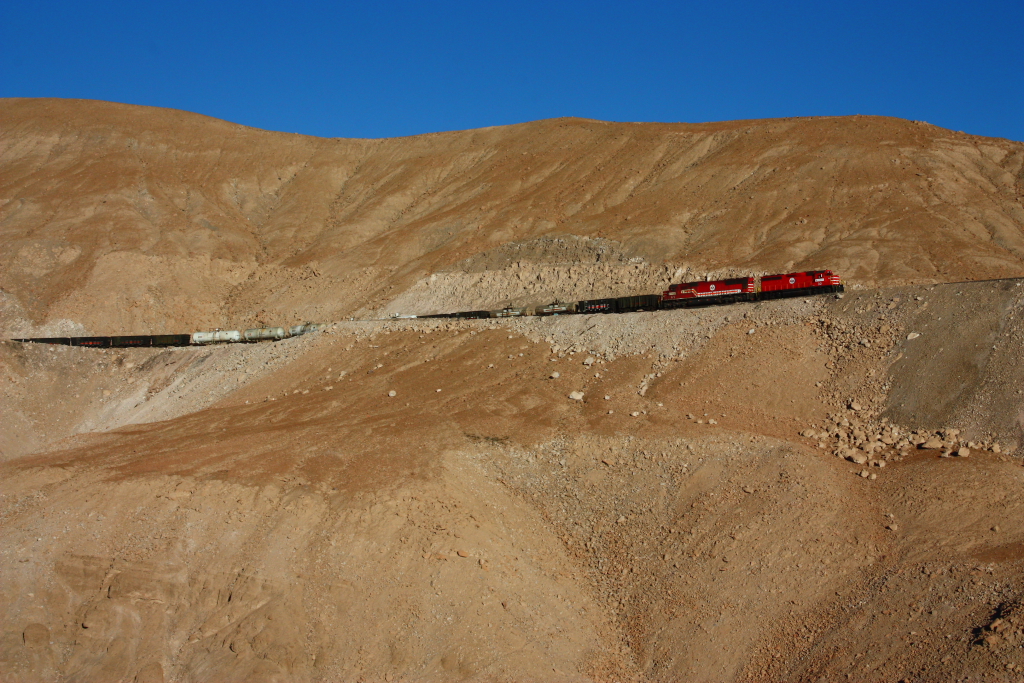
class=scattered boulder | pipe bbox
[387,390,397,397]
[568,391,584,401]
[846,451,869,465]
[919,437,943,449]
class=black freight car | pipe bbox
[577,298,618,314]
[110,336,153,348]
[614,294,662,313]
[70,337,112,348]
[151,334,193,347]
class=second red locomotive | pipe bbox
[661,277,757,309]
[662,269,842,308]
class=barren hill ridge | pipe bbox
[2,98,1023,335]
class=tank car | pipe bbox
[244,327,288,342]
[535,301,577,316]
[490,307,528,318]
[191,330,242,344]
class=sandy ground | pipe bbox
[3,100,1024,681]
[3,278,1024,682]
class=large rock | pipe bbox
[846,451,869,465]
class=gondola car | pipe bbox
[151,334,193,347]
[110,336,154,348]
[577,298,618,314]
[614,294,662,313]
[71,337,112,348]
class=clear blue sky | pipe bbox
[2,0,1022,142]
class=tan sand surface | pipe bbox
[2,99,1024,681]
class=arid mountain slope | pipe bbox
[2,98,1023,335]
[4,101,1024,683]
[3,279,1024,682]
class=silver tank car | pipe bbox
[536,301,577,316]
[490,307,528,318]
[191,329,242,344]
[289,322,328,336]
[243,326,288,341]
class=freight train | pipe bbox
[423,269,843,319]
[11,270,841,348]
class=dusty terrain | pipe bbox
[2,99,1024,682]
[3,98,1024,335]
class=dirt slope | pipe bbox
[3,279,1024,681]
[2,99,1023,335]
[4,100,1024,682]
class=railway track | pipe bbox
[10,264,1024,352]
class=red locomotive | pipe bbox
[661,270,841,308]
[661,277,756,308]
[759,270,842,299]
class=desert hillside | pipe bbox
[3,100,1024,683]
[2,98,1023,336]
